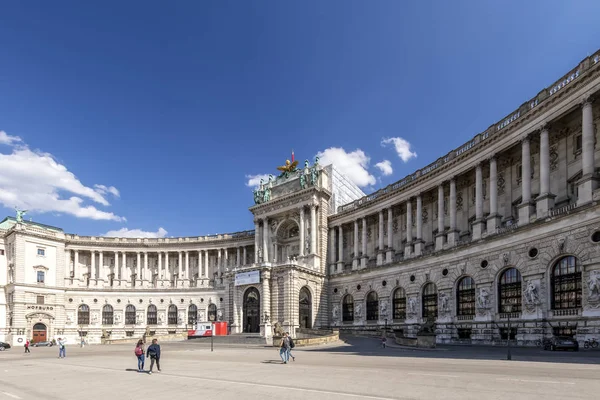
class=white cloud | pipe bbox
[0,138,124,222]
[94,184,120,198]
[316,147,376,187]
[381,137,417,162]
[245,174,270,188]
[102,227,168,238]
[0,131,22,146]
[375,160,393,176]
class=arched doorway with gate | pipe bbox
[243,287,260,333]
[32,323,47,343]
[299,286,312,329]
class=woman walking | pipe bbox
[279,332,290,364]
[134,339,145,372]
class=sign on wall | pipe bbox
[234,270,260,286]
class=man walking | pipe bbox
[57,338,66,358]
[146,339,161,374]
[279,332,290,364]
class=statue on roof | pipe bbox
[276,150,299,178]
[15,207,28,223]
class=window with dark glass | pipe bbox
[36,296,44,305]
[125,305,136,325]
[551,256,582,310]
[37,271,45,283]
[553,326,576,337]
[37,248,45,256]
[422,283,437,320]
[188,304,198,325]
[392,288,406,320]
[102,305,114,325]
[208,304,217,321]
[342,294,354,322]
[366,292,379,321]
[498,268,522,313]
[457,277,475,316]
[168,304,178,325]
[78,304,90,325]
[147,305,158,325]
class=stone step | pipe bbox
[188,334,266,346]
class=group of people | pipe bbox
[278,332,296,364]
[23,338,66,357]
[134,339,162,374]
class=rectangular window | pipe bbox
[37,248,45,256]
[553,326,576,337]
[575,135,582,154]
[37,271,45,283]
[0,249,4,255]
[457,329,472,339]
[500,328,517,340]
[126,331,134,337]
[36,296,44,305]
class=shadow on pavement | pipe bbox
[261,360,284,364]
[302,335,600,365]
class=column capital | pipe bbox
[581,94,595,107]
[538,122,551,133]
[487,154,498,163]
[520,134,532,144]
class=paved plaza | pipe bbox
[1,336,599,400]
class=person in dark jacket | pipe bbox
[146,339,161,374]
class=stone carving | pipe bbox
[422,209,428,223]
[523,280,540,305]
[497,172,506,195]
[300,171,306,189]
[558,238,566,253]
[310,166,319,186]
[588,271,600,302]
[417,317,435,334]
[115,313,122,323]
[158,313,164,324]
[199,310,206,321]
[273,322,285,336]
[332,305,339,320]
[66,312,74,325]
[257,246,263,263]
[407,297,417,316]
[263,186,271,203]
[91,313,99,323]
[550,145,559,171]
[392,218,399,233]
[355,303,363,319]
[477,288,491,309]
[456,192,463,211]
[217,309,223,321]
[438,293,450,316]
[305,232,310,253]
[380,299,388,316]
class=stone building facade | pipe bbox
[1,50,600,346]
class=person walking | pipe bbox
[134,339,145,372]
[146,339,161,374]
[57,338,66,358]
[286,332,296,361]
[24,339,31,354]
[381,335,387,348]
[279,332,290,364]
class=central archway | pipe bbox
[32,323,47,343]
[299,286,312,329]
[243,287,260,333]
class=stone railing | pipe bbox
[551,308,581,317]
[497,223,519,235]
[65,229,255,243]
[549,203,576,217]
[498,312,521,319]
[457,315,474,321]
[336,49,600,215]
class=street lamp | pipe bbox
[505,304,513,361]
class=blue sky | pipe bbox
[1,0,599,237]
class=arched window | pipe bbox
[77,304,90,325]
[188,304,198,325]
[147,305,158,325]
[552,256,582,310]
[498,268,522,313]
[422,283,437,320]
[342,294,354,322]
[456,277,475,316]
[168,304,178,325]
[125,305,136,325]
[102,305,114,325]
[392,288,406,320]
[366,291,379,321]
[299,287,312,329]
[208,303,217,322]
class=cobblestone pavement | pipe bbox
[1,337,599,400]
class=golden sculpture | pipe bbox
[276,159,299,174]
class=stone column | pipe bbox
[414,195,423,256]
[578,98,599,205]
[165,252,170,284]
[243,246,247,266]
[260,270,272,339]
[262,219,269,263]
[472,163,486,239]
[113,251,118,285]
[90,251,96,285]
[352,220,359,270]
[337,225,344,273]
[536,127,556,217]
[135,252,141,286]
[448,178,458,246]
[310,204,317,255]
[74,250,79,282]
[98,251,104,285]
[329,228,336,273]
[157,252,162,282]
[65,250,72,284]
[518,136,534,224]
[254,220,260,263]
[487,156,502,231]
[143,252,149,286]
[299,207,305,257]
[405,201,413,258]
[377,210,384,266]
[435,185,445,250]
[217,249,222,279]
[204,251,209,281]
[185,251,190,285]
[386,208,393,263]
[197,250,203,277]
[361,217,368,269]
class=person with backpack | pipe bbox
[286,332,296,362]
[24,339,31,354]
[134,339,145,372]
[57,338,66,358]
[146,338,161,374]
[279,332,290,364]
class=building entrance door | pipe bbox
[243,287,260,333]
[32,323,47,343]
[299,286,312,329]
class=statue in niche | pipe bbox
[439,293,449,315]
[477,288,490,309]
[380,299,388,316]
[408,297,417,315]
[217,309,223,321]
[263,186,271,202]
[588,270,600,301]
[305,232,310,253]
[15,207,28,223]
[355,303,362,319]
[332,304,339,320]
[523,281,540,305]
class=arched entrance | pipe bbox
[32,323,47,343]
[275,219,301,263]
[243,287,260,333]
[299,286,312,329]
